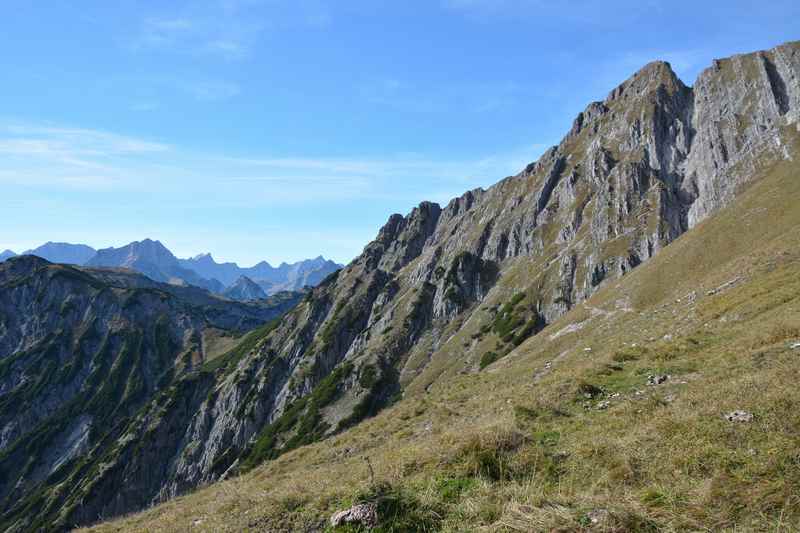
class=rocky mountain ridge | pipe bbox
[86,239,225,294]
[179,253,343,294]
[214,41,798,458]
[1,40,798,531]
[20,243,96,265]
[3,240,341,299]
[0,256,303,531]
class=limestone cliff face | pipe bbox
[2,41,799,531]
[683,45,800,224]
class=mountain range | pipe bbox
[0,243,97,265]
[2,41,800,531]
[179,252,342,293]
[0,240,342,299]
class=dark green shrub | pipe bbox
[479,351,500,370]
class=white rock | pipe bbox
[725,410,753,423]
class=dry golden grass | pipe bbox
[84,147,800,532]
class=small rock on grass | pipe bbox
[330,502,378,528]
[647,374,669,386]
[585,508,609,525]
[724,410,753,423]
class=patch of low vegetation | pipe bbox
[201,318,281,374]
[478,351,499,370]
[339,364,400,431]
[491,293,526,339]
[327,482,443,532]
[241,362,354,470]
[490,292,545,345]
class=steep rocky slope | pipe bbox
[182,40,799,475]
[0,258,301,531]
[87,130,800,531]
[5,40,800,530]
[223,276,268,301]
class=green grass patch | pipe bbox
[479,351,500,370]
[201,318,281,374]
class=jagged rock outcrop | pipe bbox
[2,41,799,531]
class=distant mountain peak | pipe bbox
[86,240,223,294]
[223,275,267,301]
[21,242,96,265]
[133,238,168,250]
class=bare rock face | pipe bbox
[683,44,800,225]
[2,41,800,530]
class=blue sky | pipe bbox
[2,0,798,265]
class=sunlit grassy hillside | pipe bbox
[85,138,800,532]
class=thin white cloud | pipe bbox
[0,169,119,190]
[133,13,258,61]
[129,1,332,62]
[1,120,553,264]
[1,124,170,154]
[179,80,241,101]
[0,123,170,190]
[0,120,551,210]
